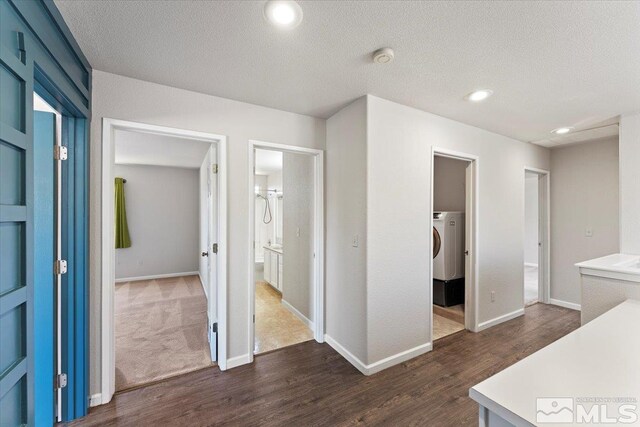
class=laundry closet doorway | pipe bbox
[430,148,479,342]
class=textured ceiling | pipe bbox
[114,130,211,168]
[55,0,640,143]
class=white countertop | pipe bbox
[576,253,640,283]
[469,299,640,426]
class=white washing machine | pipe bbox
[433,211,465,281]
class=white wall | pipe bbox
[550,137,619,306]
[619,112,640,255]
[524,173,539,266]
[327,95,550,369]
[433,156,466,212]
[90,70,325,394]
[282,152,314,320]
[114,164,199,279]
[325,97,368,363]
[254,174,269,263]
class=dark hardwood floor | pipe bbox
[68,303,579,426]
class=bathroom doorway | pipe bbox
[249,142,324,360]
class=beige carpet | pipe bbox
[255,281,313,354]
[115,275,212,391]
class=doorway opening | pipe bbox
[430,148,478,342]
[111,130,216,391]
[101,119,227,403]
[248,141,324,360]
[523,167,550,307]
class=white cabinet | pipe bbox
[278,255,284,292]
[263,247,283,292]
[270,252,279,289]
[263,248,271,283]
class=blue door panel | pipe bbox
[33,111,55,427]
[1,1,91,424]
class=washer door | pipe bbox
[433,226,441,259]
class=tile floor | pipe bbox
[254,281,313,354]
[525,265,539,306]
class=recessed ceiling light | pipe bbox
[465,89,493,102]
[264,0,303,29]
[552,127,573,135]
[372,47,395,64]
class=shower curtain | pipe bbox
[115,177,131,248]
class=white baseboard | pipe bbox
[549,298,581,311]
[198,272,208,298]
[281,299,313,330]
[225,353,251,370]
[89,393,103,407]
[324,334,432,376]
[115,271,199,283]
[524,262,539,268]
[477,308,525,331]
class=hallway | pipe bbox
[71,303,579,426]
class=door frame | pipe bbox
[430,147,480,334]
[523,166,551,305]
[247,140,325,362]
[100,118,228,404]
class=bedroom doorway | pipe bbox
[100,119,227,403]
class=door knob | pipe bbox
[201,251,209,257]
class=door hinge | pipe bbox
[54,259,67,275]
[56,373,67,389]
[212,164,218,174]
[253,314,255,323]
[212,322,218,333]
[54,146,68,161]
[212,243,218,254]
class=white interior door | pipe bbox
[207,147,218,361]
[464,161,475,331]
[537,173,549,303]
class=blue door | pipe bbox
[33,111,55,426]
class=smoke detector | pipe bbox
[372,48,394,64]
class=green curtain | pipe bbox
[114,177,131,248]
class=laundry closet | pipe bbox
[432,156,468,340]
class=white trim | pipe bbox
[114,271,199,283]
[88,393,103,408]
[430,147,480,334]
[101,118,228,404]
[523,166,551,306]
[524,263,538,268]
[325,335,433,376]
[248,141,325,364]
[549,298,582,311]
[281,299,313,329]
[476,308,525,331]
[198,272,208,298]
[226,353,252,369]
